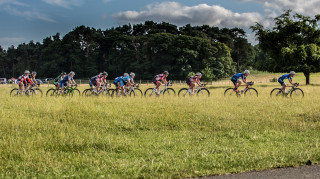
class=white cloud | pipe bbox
[42,0,83,8]
[0,0,28,7]
[113,2,264,29]
[238,0,320,17]
[0,37,25,49]
[4,6,55,22]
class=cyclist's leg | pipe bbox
[156,81,162,95]
[19,82,24,94]
[89,81,94,90]
[96,81,101,92]
[278,78,286,92]
[190,82,195,94]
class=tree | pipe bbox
[251,10,320,85]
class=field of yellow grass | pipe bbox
[0,72,320,178]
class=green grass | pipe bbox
[0,72,320,178]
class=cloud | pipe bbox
[4,6,55,22]
[0,37,25,49]
[42,0,83,8]
[113,2,264,28]
[0,0,28,7]
[238,0,320,17]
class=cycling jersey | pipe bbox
[186,75,200,86]
[231,73,246,84]
[279,74,292,81]
[114,76,124,87]
[60,75,73,87]
[152,74,166,84]
[278,74,292,86]
[18,75,33,85]
[30,76,37,84]
[53,75,63,86]
[122,76,132,83]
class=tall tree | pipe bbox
[251,10,320,84]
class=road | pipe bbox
[204,165,320,179]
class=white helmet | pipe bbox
[196,72,202,76]
[69,71,75,76]
[290,71,296,75]
[130,72,135,76]
[24,70,30,74]
[123,73,129,77]
[244,70,250,75]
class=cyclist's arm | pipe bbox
[130,79,135,85]
[162,78,167,84]
[27,78,34,86]
[289,79,294,85]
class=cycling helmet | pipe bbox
[124,73,129,76]
[61,72,67,75]
[196,72,202,76]
[31,71,37,75]
[102,72,108,76]
[69,71,75,76]
[290,71,296,75]
[130,72,135,76]
[24,70,30,74]
[163,71,169,75]
[244,70,250,75]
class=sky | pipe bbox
[0,0,319,49]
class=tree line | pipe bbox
[0,21,255,80]
[1,11,319,84]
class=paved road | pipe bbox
[204,165,320,179]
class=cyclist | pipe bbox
[114,73,128,95]
[53,72,67,91]
[152,71,169,95]
[30,71,38,86]
[59,71,77,94]
[123,72,136,93]
[231,70,250,94]
[17,70,34,95]
[89,72,108,92]
[186,72,203,94]
[278,71,297,93]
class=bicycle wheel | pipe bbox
[290,88,304,98]
[32,88,43,97]
[197,88,210,97]
[67,89,81,97]
[270,88,283,97]
[46,89,56,97]
[178,88,190,97]
[10,88,21,97]
[163,88,176,96]
[224,88,237,97]
[82,89,91,96]
[144,88,156,97]
[129,89,143,97]
[244,88,258,97]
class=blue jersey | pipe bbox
[60,75,73,83]
[122,76,132,83]
[114,76,123,83]
[279,74,292,81]
[232,73,246,80]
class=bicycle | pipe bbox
[178,84,210,97]
[10,84,43,97]
[144,83,176,97]
[270,83,304,98]
[224,81,258,97]
[110,84,143,97]
[82,84,112,97]
[47,84,80,97]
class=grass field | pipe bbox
[1,72,320,178]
